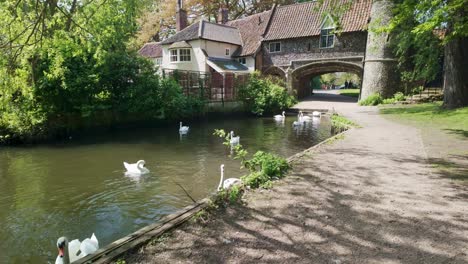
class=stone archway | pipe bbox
[264,66,287,80]
[288,61,364,98]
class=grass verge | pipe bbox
[339,89,360,98]
[380,102,468,135]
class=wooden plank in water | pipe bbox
[73,198,210,264]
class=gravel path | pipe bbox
[121,91,468,263]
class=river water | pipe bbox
[0,115,331,263]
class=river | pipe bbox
[0,115,331,263]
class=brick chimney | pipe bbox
[218,7,228,24]
[176,0,187,31]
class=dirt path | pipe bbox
[120,92,468,263]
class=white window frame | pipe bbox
[169,48,191,63]
[320,15,335,49]
[155,58,162,65]
[238,57,246,65]
[225,48,230,56]
[179,48,191,62]
[269,42,281,53]
[170,50,178,62]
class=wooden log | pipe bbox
[73,198,210,264]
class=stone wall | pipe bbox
[262,32,367,70]
[361,0,401,99]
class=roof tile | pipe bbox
[227,10,273,56]
[138,42,162,58]
[264,0,372,41]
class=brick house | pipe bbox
[139,0,373,99]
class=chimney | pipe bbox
[218,7,228,24]
[176,0,188,31]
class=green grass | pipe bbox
[380,102,468,136]
[339,89,360,98]
[331,114,360,130]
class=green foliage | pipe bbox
[359,93,383,106]
[0,0,206,143]
[381,92,407,105]
[237,71,296,116]
[214,128,290,191]
[339,89,360,98]
[243,151,290,178]
[380,102,468,132]
[393,92,406,102]
[331,114,358,131]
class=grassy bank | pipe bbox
[338,89,360,98]
[380,102,468,137]
[380,102,468,182]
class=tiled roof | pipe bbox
[161,20,242,46]
[227,10,273,57]
[161,22,200,45]
[169,41,192,49]
[264,0,372,41]
[200,21,242,45]
[138,42,162,58]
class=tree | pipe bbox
[389,0,468,108]
[320,0,467,108]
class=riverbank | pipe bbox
[116,92,468,263]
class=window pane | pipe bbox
[275,43,281,52]
[170,50,178,62]
[328,35,334,47]
[320,36,327,48]
[179,49,191,61]
[269,43,274,52]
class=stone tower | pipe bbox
[361,0,400,99]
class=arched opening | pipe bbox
[290,61,363,98]
[263,66,286,81]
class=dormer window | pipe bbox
[320,15,335,48]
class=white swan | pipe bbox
[218,164,242,191]
[179,122,189,133]
[229,131,240,145]
[312,111,321,117]
[123,160,150,175]
[274,111,285,120]
[55,234,99,264]
[299,111,312,121]
[292,113,303,126]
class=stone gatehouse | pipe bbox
[140,0,399,100]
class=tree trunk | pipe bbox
[443,36,468,109]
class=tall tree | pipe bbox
[390,0,468,108]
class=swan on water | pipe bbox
[179,122,189,133]
[230,131,240,145]
[274,111,285,120]
[218,164,242,191]
[293,113,303,126]
[123,160,150,175]
[312,111,321,117]
[55,233,99,264]
[299,111,312,121]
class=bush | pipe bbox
[359,93,383,106]
[238,71,296,115]
[331,114,358,132]
[393,92,406,101]
[382,98,397,104]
